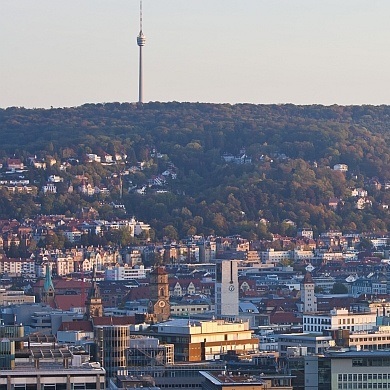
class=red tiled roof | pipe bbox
[58,320,93,332]
[123,286,150,301]
[55,294,86,311]
[270,312,302,325]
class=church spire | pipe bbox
[85,264,103,319]
[88,264,100,300]
[44,262,54,292]
[42,262,55,305]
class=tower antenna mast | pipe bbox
[137,0,146,104]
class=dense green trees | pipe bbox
[2,103,390,238]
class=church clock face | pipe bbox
[158,300,166,308]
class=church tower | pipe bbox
[147,266,170,322]
[85,265,103,319]
[42,262,55,306]
[301,271,317,313]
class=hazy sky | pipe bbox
[1,0,390,108]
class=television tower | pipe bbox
[137,0,146,103]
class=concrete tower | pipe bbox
[215,259,239,320]
[301,271,317,313]
[137,0,146,103]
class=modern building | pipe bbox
[137,318,258,362]
[0,332,105,389]
[1,359,106,390]
[127,337,174,367]
[303,308,377,333]
[305,350,390,390]
[200,371,293,390]
[277,333,333,356]
[105,264,147,281]
[94,324,130,380]
[215,259,239,319]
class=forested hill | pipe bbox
[1,102,390,238]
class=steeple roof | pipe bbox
[43,263,54,292]
[303,271,314,284]
[87,265,100,299]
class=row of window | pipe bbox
[351,336,390,342]
[352,358,390,367]
[338,383,390,389]
[339,373,390,381]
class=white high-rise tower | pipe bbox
[136,0,146,103]
[215,259,239,320]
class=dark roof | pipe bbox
[92,316,135,326]
[55,294,86,311]
[303,272,314,284]
[151,266,167,275]
[58,320,93,332]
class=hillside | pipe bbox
[1,102,390,238]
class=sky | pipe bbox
[1,0,390,108]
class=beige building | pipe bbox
[0,289,35,305]
[142,318,258,362]
[348,326,390,350]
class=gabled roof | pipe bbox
[303,272,314,284]
[54,294,86,311]
[92,316,135,326]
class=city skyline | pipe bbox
[1,0,390,108]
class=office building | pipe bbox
[215,259,239,319]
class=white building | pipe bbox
[0,257,35,277]
[278,333,333,356]
[333,163,348,172]
[297,228,314,239]
[303,308,377,333]
[105,264,147,280]
[215,259,239,319]
[259,248,291,264]
[301,272,317,313]
[42,183,57,194]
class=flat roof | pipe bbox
[325,350,390,358]
[199,371,265,386]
